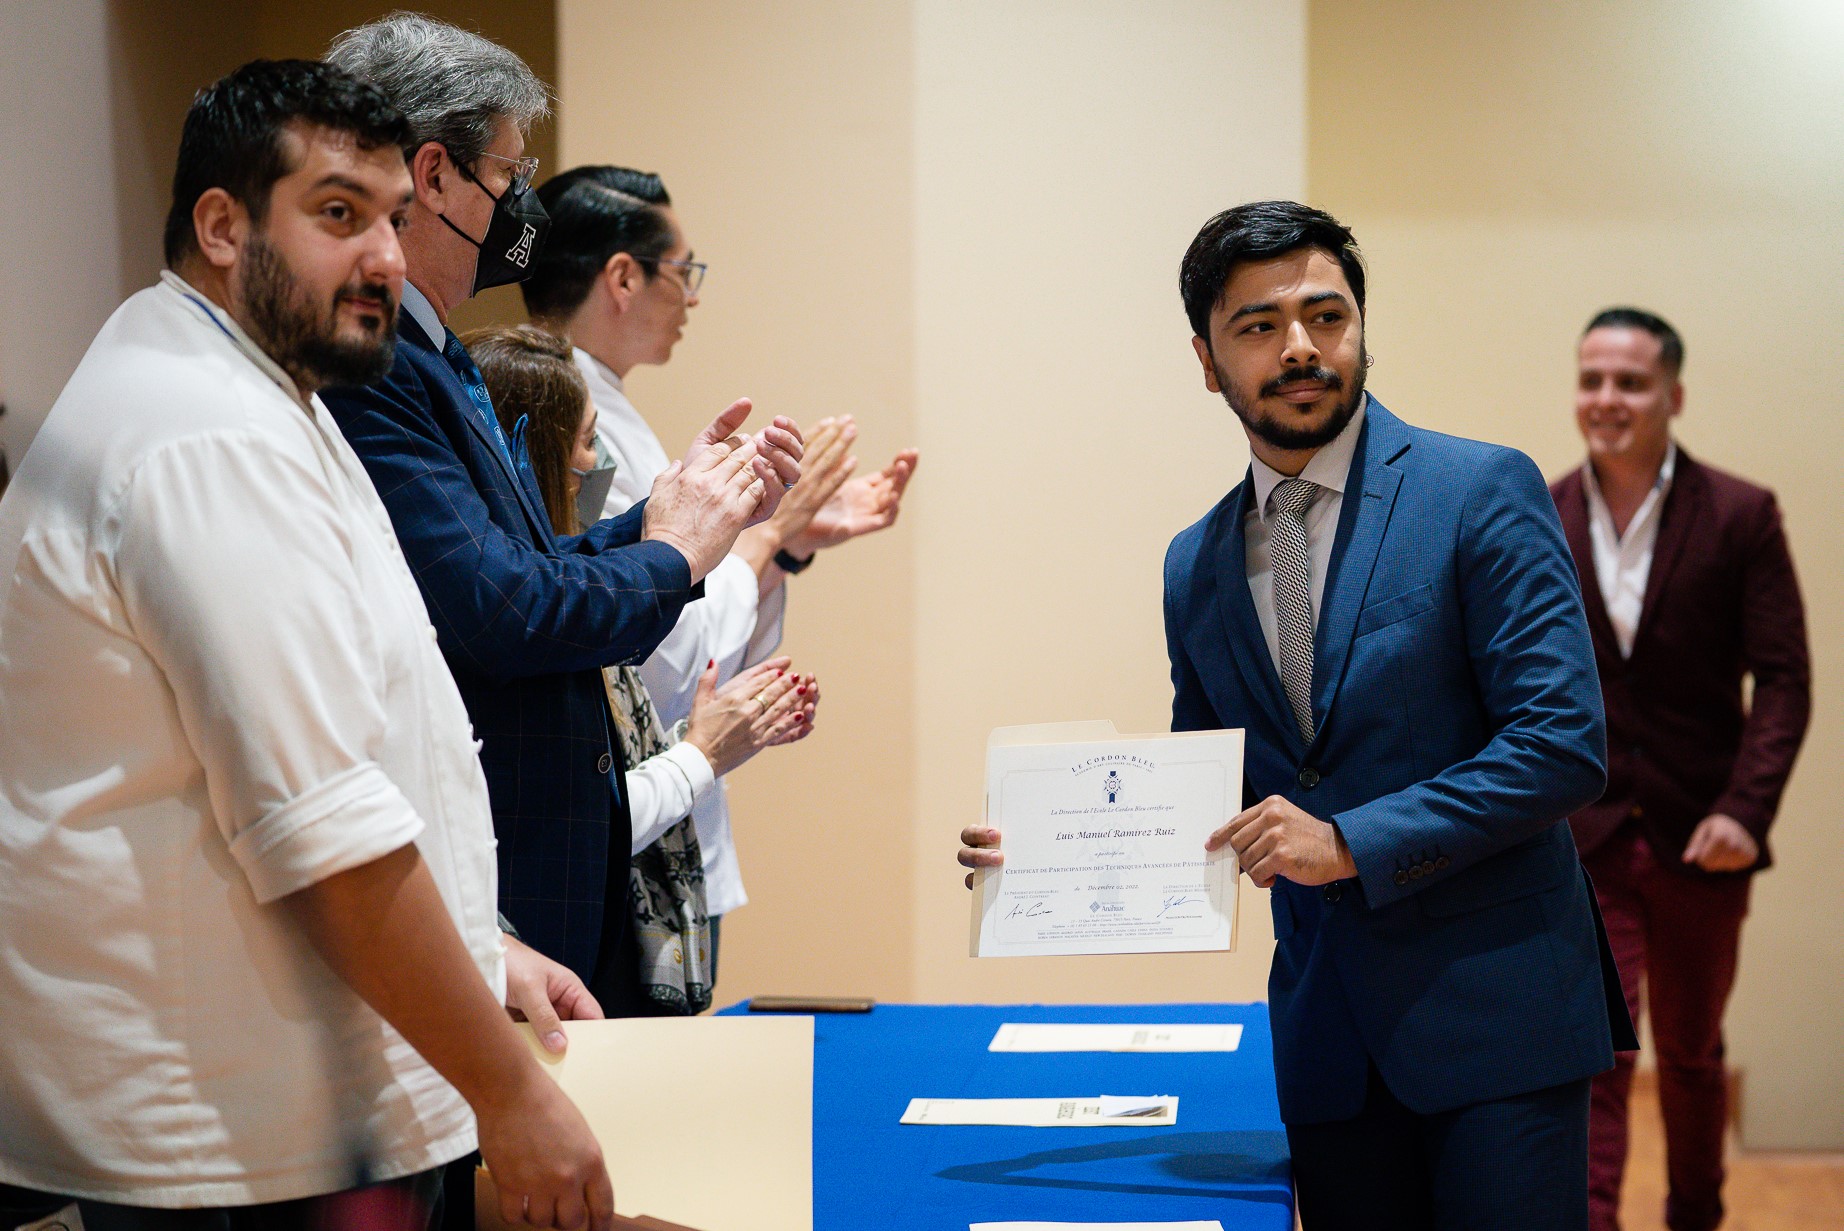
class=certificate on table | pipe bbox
[970,721,1241,958]
[901,1095,1178,1126]
[970,1224,1226,1231]
[987,1022,1243,1053]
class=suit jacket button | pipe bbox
[1408,865,1424,880]
[1631,804,1645,819]
[596,752,614,774]
[1394,870,1410,886]
[1296,766,1321,789]
[1421,860,1435,874]
[1435,856,1450,870]
[1323,883,1342,903]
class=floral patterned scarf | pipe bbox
[604,666,713,1014]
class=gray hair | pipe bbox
[326,11,550,167]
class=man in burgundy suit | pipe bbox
[1552,307,1811,1231]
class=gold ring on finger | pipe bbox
[752,693,770,710]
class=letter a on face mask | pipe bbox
[438,163,552,295]
[505,223,537,271]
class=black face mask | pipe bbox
[439,157,551,294]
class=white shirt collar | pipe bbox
[399,279,444,347]
[158,270,308,408]
[1582,439,1677,510]
[1248,393,1369,521]
[577,346,626,396]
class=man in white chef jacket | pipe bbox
[0,60,613,1230]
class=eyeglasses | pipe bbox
[651,257,707,298]
[460,150,541,196]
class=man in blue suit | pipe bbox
[964,201,1633,1227]
[323,14,803,1035]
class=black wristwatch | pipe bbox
[774,548,815,574]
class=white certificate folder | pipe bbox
[971,721,1242,958]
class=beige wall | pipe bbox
[0,0,554,467]
[557,0,1305,1007]
[1308,0,1844,1149]
[0,0,116,456]
[906,0,1305,1005]
[0,0,248,459]
[557,0,924,1002]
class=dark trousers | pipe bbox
[1288,1061,1592,1230]
[1582,824,1750,1231]
[0,1168,442,1231]
[437,1155,476,1231]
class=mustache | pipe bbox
[335,282,397,320]
[1261,366,1343,398]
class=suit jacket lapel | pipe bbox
[399,312,557,543]
[1311,402,1406,738]
[1633,448,1701,649]
[1555,470,1621,662]
[1213,473,1300,751]
[489,421,560,544]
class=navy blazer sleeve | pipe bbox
[1163,561,1224,735]
[327,350,695,684]
[1335,448,1609,909]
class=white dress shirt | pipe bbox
[400,277,444,346]
[1582,442,1676,659]
[0,276,503,1206]
[575,350,786,914]
[1244,396,1369,675]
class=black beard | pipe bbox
[239,234,397,392]
[1218,347,1368,452]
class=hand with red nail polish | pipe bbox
[681,657,818,772]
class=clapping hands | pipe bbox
[643,400,806,580]
[768,415,918,562]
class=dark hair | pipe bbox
[163,59,410,268]
[521,166,677,321]
[545,165,671,208]
[1583,306,1684,377]
[1179,201,1367,344]
[463,324,591,534]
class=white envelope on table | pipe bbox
[901,1094,1178,1126]
[971,1223,1227,1231]
[988,1022,1243,1053]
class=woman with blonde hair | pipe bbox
[462,323,819,1014]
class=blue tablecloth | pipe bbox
[718,1001,1291,1230]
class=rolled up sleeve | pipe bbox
[226,762,424,904]
[114,431,426,902]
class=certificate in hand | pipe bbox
[970,721,1242,958]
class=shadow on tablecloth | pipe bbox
[934,1129,1291,1205]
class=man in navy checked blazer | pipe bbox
[323,16,802,1023]
[963,202,1636,1228]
